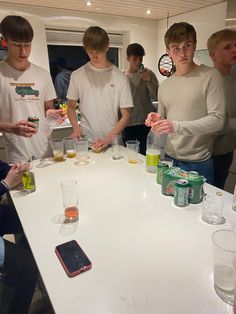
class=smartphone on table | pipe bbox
[55,240,92,277]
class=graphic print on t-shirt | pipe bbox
[10,82,40,100]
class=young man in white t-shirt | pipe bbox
[67,26,133,152]
[207,29,236,189]
[0,15,64,163]
[146,22,225,184]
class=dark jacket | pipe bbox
[0,161,11,196]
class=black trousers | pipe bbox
[123,124,151,156]
[213,151,234,190]
[0,203,37,314]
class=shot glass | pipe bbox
[126,140,139,164]
[75,138,89,165]
[64,137,76,158]
[201,192,226,225]
[212,229,236,305]
[50,139,64,162]
[112,135,123,160]
[61,179,79,222]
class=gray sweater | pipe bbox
[158,64,226,162]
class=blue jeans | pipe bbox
[167,157,214,185]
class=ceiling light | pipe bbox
[146,9,151,14]
[86,1,92,6]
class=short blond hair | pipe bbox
[207,29,236,53]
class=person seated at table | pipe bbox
[0,160,38,314]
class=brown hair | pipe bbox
[164,22,197,49]
[0,15,34,42]
[126,43,145,57]
[82,26,109,51]
[207,29,236,53]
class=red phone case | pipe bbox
[55,241,92,277]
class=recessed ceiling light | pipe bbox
[146,9,151,14]
[86,1,92,6]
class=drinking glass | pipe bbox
[212,229,236,305]
[50,139,64,161]
[61,179,79,222]
[112,135,123,160]
[64,137,76,158]
[201,192,226,225]
[126,140,139,164]
[20,157,36,193]
[75,138,89,165]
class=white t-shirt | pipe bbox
[67,62,133,139]
[0,61,56,163]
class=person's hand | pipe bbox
[3,164,23,189]
[92,136,111,151]
[151,119,174,135]
[141,68,151,82]
[46,109,66,124]
[12,120,37,137]
[145,112,161,127]
[69,127,83,140]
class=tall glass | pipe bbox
[75,138,89,165]
[126,140,139,164]
[212,229,236,305]
[61,179,79,222]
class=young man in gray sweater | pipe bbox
[146,22,225,184]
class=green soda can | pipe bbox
[188,172,206,204]
[156,162,169,185]
[162,167,181,196]
[174,179,189,207]
[28,115,39,131]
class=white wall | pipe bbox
[157,2,227,82]
[0,2,227,80]
[0,4,158,74]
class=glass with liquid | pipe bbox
[64,137,76,158]
[212,229,236,305]
[125,140,139,164]
[22,171,36,193]
[50,139,64,161]
[61,179,79,222]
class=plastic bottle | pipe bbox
[146,130,161,173]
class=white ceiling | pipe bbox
[0,0,225,20]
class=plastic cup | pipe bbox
[50,139,64,161]
[64,137,76,158]
[126,140,139,164]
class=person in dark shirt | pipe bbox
[0,160,37,314]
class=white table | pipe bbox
[10,149,235,314]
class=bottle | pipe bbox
[232,184,236,211]
[146,130,161,173]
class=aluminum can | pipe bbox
[28,115,39,130]
[188,172,205,204]
[161,167,181,196]
[156,162,169,185]
[174,179,189,207]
